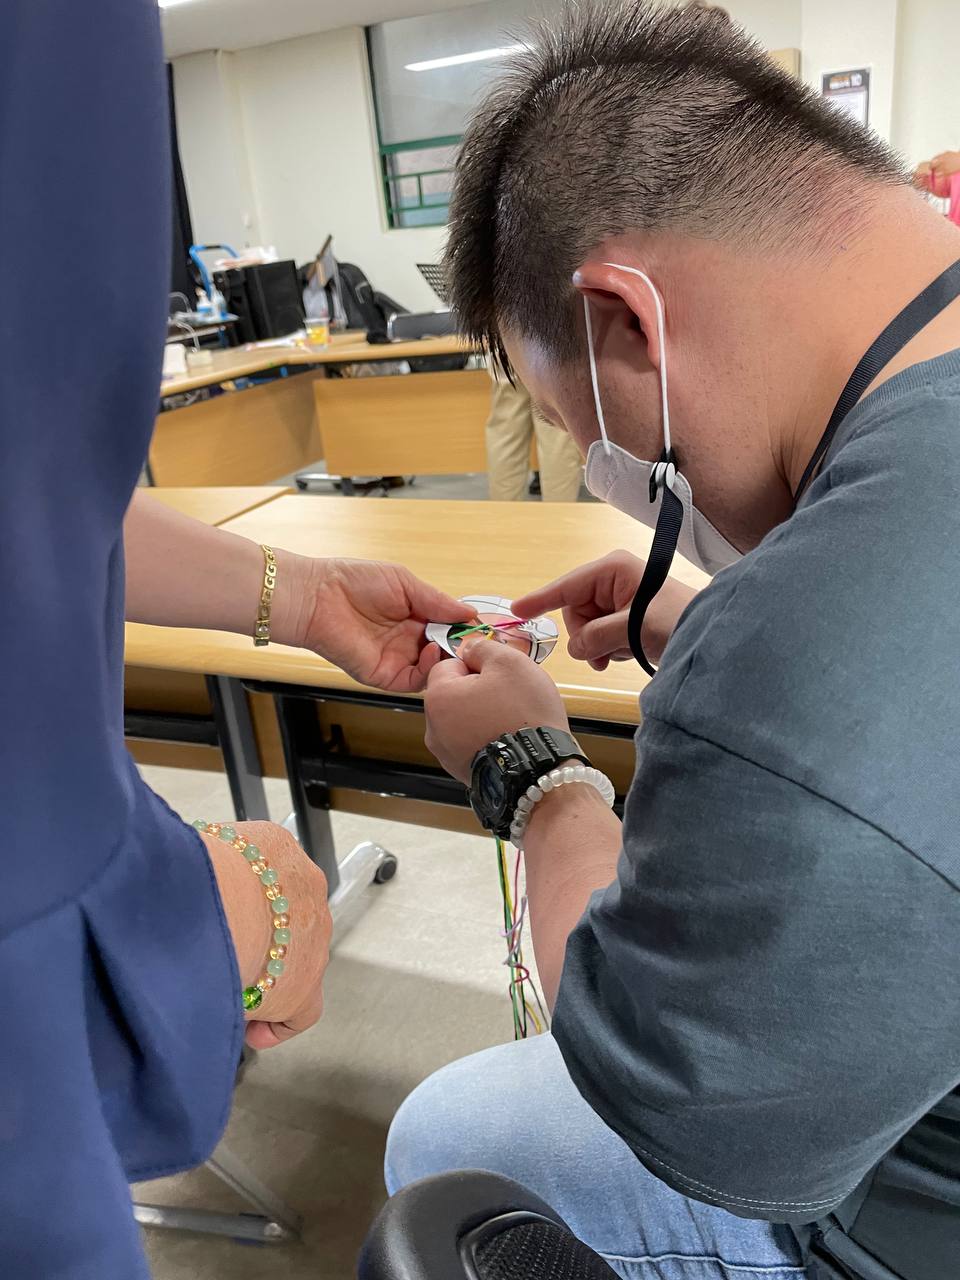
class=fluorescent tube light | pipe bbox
[405,44,526,72]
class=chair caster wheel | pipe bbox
[374,855,398,884]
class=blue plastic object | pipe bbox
[189,243,239,299]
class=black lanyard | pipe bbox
[628,257,960,676]
[795,257,960,499]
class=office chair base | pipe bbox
[133,1140,302,1244]
[295,469,340,490]
[280,811,398,920]
[329,840,398,916]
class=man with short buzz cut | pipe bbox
[383,4,960,1280]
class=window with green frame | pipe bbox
[366,2,540,230]
[378,134,460,230]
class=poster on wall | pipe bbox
[821,68,871,127]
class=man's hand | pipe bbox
[425,637,569,783]
[512,551,699,671]
[284,558,474,694]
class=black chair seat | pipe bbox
[360,1171,618,1280]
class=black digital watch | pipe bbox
[468,726,590,840]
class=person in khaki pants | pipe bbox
[485,368,583,502]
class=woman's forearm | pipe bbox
[522,784,623,1010]
[123,490,311,644]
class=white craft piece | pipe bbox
[425,594,559,664]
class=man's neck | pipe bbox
[771,187,960,494]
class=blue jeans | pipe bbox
[386,1035,807,1280]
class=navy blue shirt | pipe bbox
[0,3,241,1275]
[554,354,960,1279]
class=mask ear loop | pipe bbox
[583,294,611,456]
[582,263,682,677]
[599,262,675,492]
[582,271,675,486]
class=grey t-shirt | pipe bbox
[553,351,960,1280]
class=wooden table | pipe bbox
[125,496,708,890]
[144,485,286,526]
[150,332,479,488]
[124,486,289,819]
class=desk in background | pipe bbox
[125,496,708,896]
[150,333,481,488]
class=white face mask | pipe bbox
[581,263,741,578]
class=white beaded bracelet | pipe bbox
[509,764,616,850]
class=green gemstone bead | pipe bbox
[267,958,285,977]
[242,842,261,862]
[272,896,289,914]
[273,927,291,944]
[242,986,263,1011]
[192,818,207,831]
[219,824,236,842]
[259,867,278,886]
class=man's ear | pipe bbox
[573,260,664,372]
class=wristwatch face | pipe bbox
[475,757,508,821]
[470,728,590,836]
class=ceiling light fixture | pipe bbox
[404,44,526,72]
[158,0,200,9]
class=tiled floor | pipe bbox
[134,764,533,1280]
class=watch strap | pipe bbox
[514,726,588,774]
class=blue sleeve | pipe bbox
[0,3,242,1275]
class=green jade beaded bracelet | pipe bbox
[193,820,292,1012]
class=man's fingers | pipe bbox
[426,654,470,690]
[513,553,638,620]
[459,634,531,674]
[513,568,594,618]
[567,611,629,663]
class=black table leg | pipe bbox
[273,692,339,892]
[206,675,269,822]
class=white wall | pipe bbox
[722,0,801,51]
[801,0,899,143]
[892,0,960,164]
[235,27,445,312]
[172,51,262,252]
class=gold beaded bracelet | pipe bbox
[253,545,277,647]
[193,820,291,1012]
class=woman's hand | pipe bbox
[512,551,699,671]
[931,149,960,181]
[424,636,570,783]
[914,151,960,197]
[201,820,331,1050]
[276,556,474,694]
[124,496,472,695]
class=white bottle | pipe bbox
[196,288,213,319]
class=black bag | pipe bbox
[335,262,405,341]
